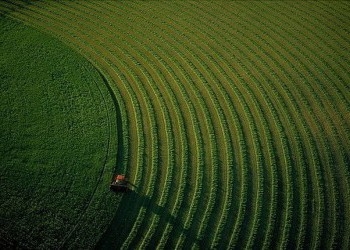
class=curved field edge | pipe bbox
[0,16,120,249]
[1,1,349,249]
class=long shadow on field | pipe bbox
[96,189,196,248]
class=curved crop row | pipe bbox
[180,2,290,248]
[1,1,349,249]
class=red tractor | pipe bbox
[110,174,128,192]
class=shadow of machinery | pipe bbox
[96,187,197,249]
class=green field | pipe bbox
[1,1,349,249]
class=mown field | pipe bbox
[1,1,349,249]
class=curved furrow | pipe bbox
[230,3,323,248]
[143,3,254,246]
[153,53,206,249]
[113,3,226,248]
[269,4,349,246]
[98,1,208,247]
[164,2,275,248]
[285,2,350,135]
[1,1,136,179]
[108,11,202,250]
[271,4,347,247]
[172,1,274,247]
[206,2,318,248]
[116,39,203,248]
[1,1,349,249]
[57,2,177,247]
[161,50,210,249]
[208,25,289,250]
[306,1,350,51]
[247,2,348,248]
[119,45,192,247]
[143,48,202,248]
[156,9,247,247]
[271,2,350,128]
[29,0,150,189]
[162,2,260,248]
[317,1,350,28]
[145,8,236,247]
[231,2,318,246]
[78,1,189,240]
[261,0,350,114]
[197,45,274,249]
[171,2,258,246]
[42,1,176,248]
[0,1,298,248]
[9,0,156,246]
[232,2,342,248]
[276,2,350,212]
[0,1,142,248]
[224,3,317,248]
[182,1,292,248]
[0,2,274,247]
[275,0,350,194]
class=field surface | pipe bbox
[0,14,119,248]
[1,1,349,249]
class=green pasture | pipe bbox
[1,1,350,249]
[0,16,118,248]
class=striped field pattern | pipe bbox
[1,1,349,249]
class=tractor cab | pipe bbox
[110,174,128,192]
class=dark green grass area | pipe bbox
[0,17,119,248]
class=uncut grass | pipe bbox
[2,1,349,249]
[0,17,118,248]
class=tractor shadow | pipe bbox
[96,187,196,248]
